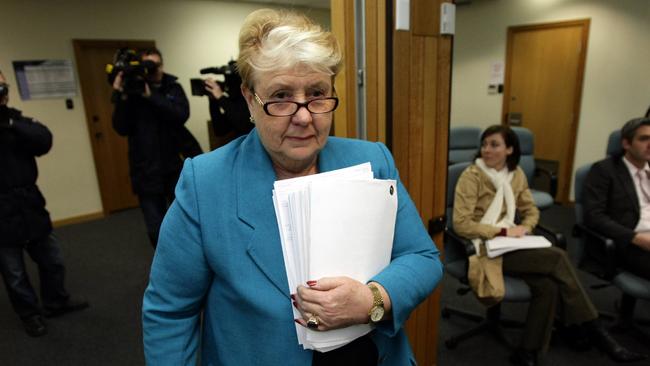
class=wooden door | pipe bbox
[331,1,451,364]
[73,40,155,213]
[503,20,589,203]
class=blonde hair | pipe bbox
[237,9,342,90]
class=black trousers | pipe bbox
[621,244,650,280]
[138,191,174,248]
[312,334,378,366]
[502,247,598,353]
[0,235,69,320]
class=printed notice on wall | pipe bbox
[12,60,77,100]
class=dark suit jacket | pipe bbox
[584,156,639,250]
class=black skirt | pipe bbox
[312,334,378,366]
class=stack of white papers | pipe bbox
[485,235,552,258]
[272,163,398,352]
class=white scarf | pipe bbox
[472,158,516,255]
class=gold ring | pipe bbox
[307,315,320,329]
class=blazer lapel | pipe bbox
[614,158,640,215]
[236,130,290,298]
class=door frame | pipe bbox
[73,39,155,214]
[501,19,590,202]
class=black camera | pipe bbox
[106,48,158,95]
[191,60,242,98]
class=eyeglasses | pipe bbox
[253,92,339,117]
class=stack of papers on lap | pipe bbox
[272,163,398,352]
[485,235,552,258]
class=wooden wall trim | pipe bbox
[331,0,357,138]
[52,211,105,228]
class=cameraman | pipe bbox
[203,65,253,142]
[0,70,88,337]
[112,47,196,248]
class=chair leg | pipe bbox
[442,304,521,350]
[610,294,650,345]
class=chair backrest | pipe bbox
[446,162,472,263]
[573,163,593,265]
[606,130,622,157]
[511,127,535,182]
[449,127,481,164]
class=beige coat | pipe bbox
[453,164,539,241]
[453,164,540,305]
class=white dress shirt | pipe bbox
[622,156,650,232]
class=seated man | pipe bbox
[584,117,650,281]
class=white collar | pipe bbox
[622,155,650,177]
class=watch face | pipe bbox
[370,306,385,322]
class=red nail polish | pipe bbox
[306,280,317,287]
[290,294,296,300]
[292,301,298,308]
[294,319,301,325]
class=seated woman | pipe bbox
[452,125,644,366]
[142,8,443,366]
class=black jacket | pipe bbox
[0,107,53,246]
[584,156,639,250]
[112,73,193,195]
[209,94,253,140]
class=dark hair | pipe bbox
[139,47,163,64]
[621,117,650,144]
[476,125,521,171]
[645,106,650,118]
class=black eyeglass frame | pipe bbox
[253,92,339,117]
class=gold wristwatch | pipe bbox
[368,283,385,323]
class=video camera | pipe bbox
[190,60,243,98]
[106,48,158,95]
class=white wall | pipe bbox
[0,0,330,221]
[450,0,650,198]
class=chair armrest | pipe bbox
[534,165,558,197]
[534,223,567,250]
[445,229,477,257]
[573,223,617,280]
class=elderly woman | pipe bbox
[452,125,644,366]
[142,9,442,366]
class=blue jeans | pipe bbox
[0,234,69,320]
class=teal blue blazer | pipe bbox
[143,129,443,365]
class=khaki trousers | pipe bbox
[502,246,598,352]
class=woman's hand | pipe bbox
[293,277,387,331]
[507,225,528,237]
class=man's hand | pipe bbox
[507,225,528,238]
[632,232,650,251]
[205,78,224,100]
[143,83,151,98]
[112,71,124,92]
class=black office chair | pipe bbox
[449,127,481,165]
[432,162,565,350]
[573,132,650,341]
[512,127,557,210]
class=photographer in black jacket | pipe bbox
[0,70,88,337]
[112,48,200,248]
[202,62,253,144]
